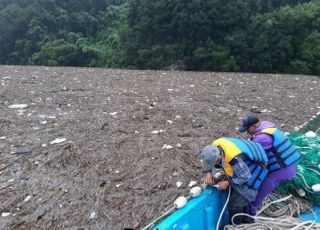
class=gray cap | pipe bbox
[200,145,220,172]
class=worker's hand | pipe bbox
[217,181,229,190]
[204,172,214,185]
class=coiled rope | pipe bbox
[224,193,319,230]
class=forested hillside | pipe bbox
[0,0,319,75]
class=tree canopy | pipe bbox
[0,0,319,75]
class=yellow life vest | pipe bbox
[213,138,242,177]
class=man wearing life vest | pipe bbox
[239,115,301,216]
[200,137,269,224]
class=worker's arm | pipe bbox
[253,133,273,149]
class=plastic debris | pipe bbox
[1,212,10,217]
[162,144,173,150]
[24,195,32,202]
[8,104,28,109]
[188,181,197,187]
[89,212,96,219]
[50,138,66,145]
[176,181,182,188]
[305,131,316,138]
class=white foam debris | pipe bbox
[116,183,122,188]
[176,181,182,188]
[134,131,139,134]
[167,89,173,91]
[162,144,173,150]
[175,115,181,119]
[89,212,96,219]
[188,181,197,187]
[151,130,159,134]
[115,170,120,174]
[261,109,267,113]
[24,195,32,202]
[167,120,173,124]
[1,212,10,217]
[305,131,316,138]
[176,143,182,148]
[17,109,26,115]
[190,84,195,87]
[110,112,117,116]
[9,104,28,109]
[7,179,14,183]
[50,138,66,145]
[0,136,5,140]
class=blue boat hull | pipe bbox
[153,187,229,230]
[153,187,320,230]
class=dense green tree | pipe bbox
[0,0,319,75]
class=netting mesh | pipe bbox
[277,131,320,205]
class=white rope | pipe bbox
[296,172,312,189]
[256,194,292,215]
[307,167,320,177]
[141,206,176,230]
[225,193,319,230]
[216,186,231,230]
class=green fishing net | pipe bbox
[276,131,320,205]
